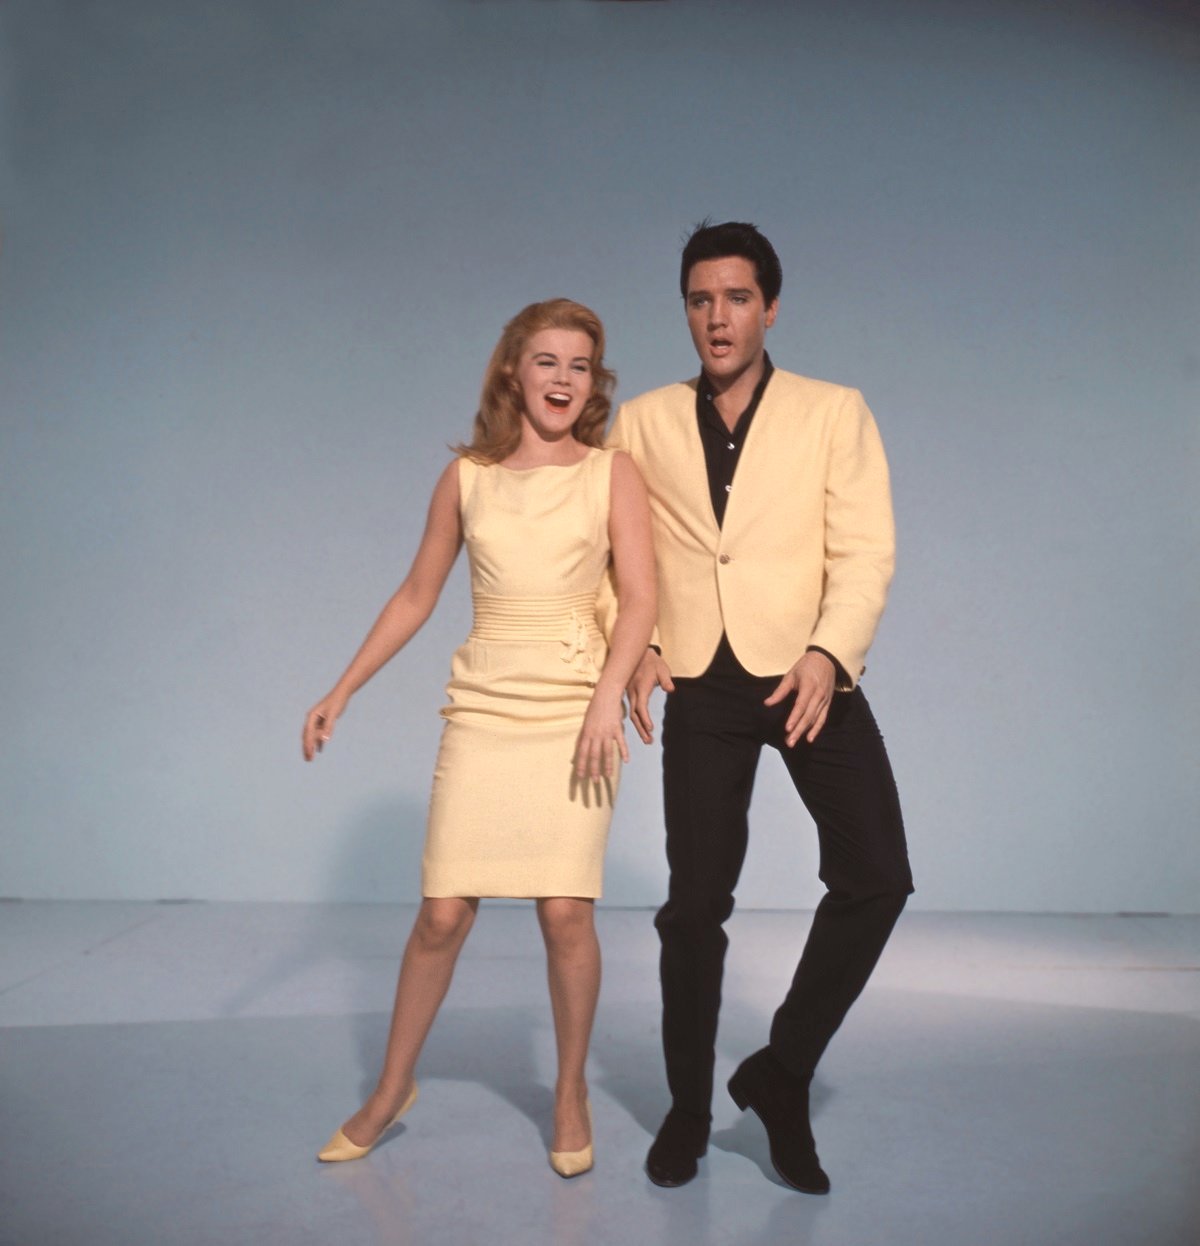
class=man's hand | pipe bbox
[627,648,676,744]
[764,650,836,747]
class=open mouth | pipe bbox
[546,392,572,410]
[709,338,732,355]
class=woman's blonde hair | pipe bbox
[456,298,616,464]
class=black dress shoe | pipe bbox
[645,1107,710,1188]
[728,1047,830,1195]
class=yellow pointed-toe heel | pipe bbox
[549,1100,593,1178]
[317,1082,419,1163]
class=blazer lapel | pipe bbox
[661,379,720,539]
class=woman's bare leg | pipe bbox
[339,896,479,1146]
[537,896,600,1153]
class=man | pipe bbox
[608,221,913,1193]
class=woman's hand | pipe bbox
[302,693,347,761]
[573,689,629,782]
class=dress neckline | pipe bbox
[494,447,599,474]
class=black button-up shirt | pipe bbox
[694,353,848,685]
[696,355,775,528]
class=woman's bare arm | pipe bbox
[302,459,463,760]
[574,451,657,780]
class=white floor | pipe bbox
[1,903,1197,1246]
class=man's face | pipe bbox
[684,256,778,385]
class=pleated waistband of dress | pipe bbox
[469,591,602,642]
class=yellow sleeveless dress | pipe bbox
[421,447,619,898]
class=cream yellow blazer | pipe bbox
[606,368,894,686]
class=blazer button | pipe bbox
[718,554,731,564]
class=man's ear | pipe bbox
[765,300,779,328]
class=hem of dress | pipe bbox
[420,888,604,900]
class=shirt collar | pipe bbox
[697,352,775,435]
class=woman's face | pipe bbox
[515,327,595,443]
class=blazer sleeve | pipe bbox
[806,388,896,684]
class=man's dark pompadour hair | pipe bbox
[679,220,782,305]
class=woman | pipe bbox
[302,299,655,1177]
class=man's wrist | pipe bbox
[805,645,849,688]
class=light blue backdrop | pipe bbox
[2,0,1196,910]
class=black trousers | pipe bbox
[657,665,913,1118]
